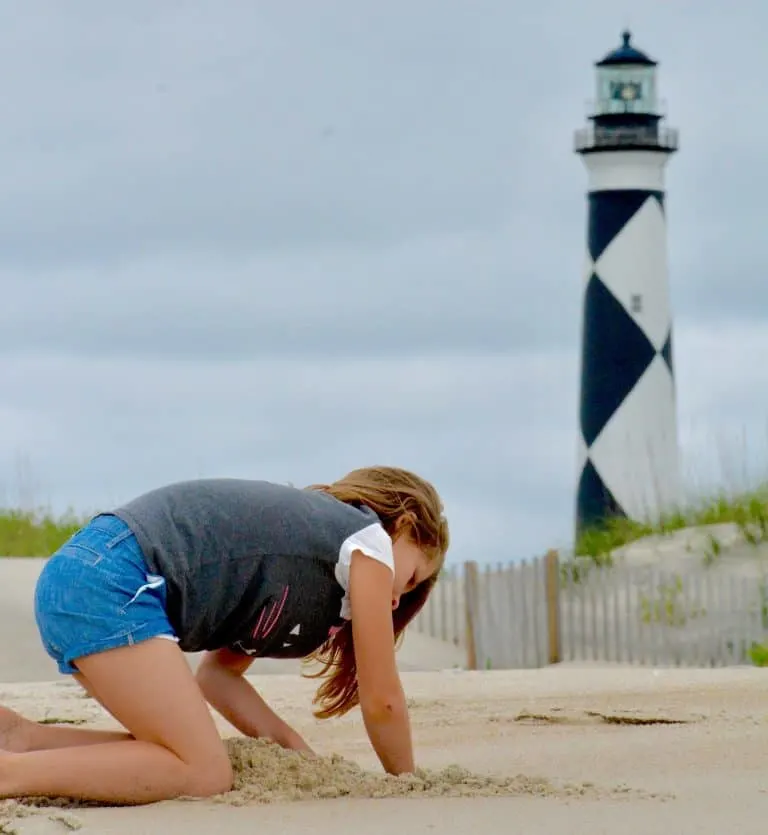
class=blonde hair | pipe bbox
[303,466,449,718]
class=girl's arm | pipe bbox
[349,549,415,775]
[195,648,312,753]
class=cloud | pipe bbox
[0,0,767,564]
[675,321,768,496]
[0,224,585,361]
[0,346,578,558]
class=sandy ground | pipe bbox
[1,665,768,834]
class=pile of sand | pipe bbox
[218,737,640,805]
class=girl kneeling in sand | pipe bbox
[0,466,448,805]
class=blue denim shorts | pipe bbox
[34,514,178,675]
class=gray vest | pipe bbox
[109,479,379,655]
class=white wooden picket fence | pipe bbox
[412,554,768,670]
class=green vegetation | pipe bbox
[638,574,706,627]
[0,509,89,557]
[748,642,768,668]
[574,484,768,566]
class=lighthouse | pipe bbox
[574,31,681,537]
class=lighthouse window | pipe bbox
[609,80,642,102]
[597,67,657,115]
[630,294,643,313]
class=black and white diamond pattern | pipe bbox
[576,189,680,534]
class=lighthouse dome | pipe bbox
[596,31,657,67]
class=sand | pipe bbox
[0,734,637,828]
[219,736,644,805]
[1,561,767,833]
[0,665,767,833]
[0,708,651,833]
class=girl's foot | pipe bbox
[0,707,30,753]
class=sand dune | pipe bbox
[0,559,465,682]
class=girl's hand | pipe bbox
[276,727,315,756]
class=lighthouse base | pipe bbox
[576,352,681,535]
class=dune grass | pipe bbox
[0,509,89,557]
[575,484,768,565]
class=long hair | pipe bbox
[302,466,449,719]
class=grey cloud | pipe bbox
[0,349,579,558]
[0,2,551,267]
[2,0,768,563]
[1,229,585,359]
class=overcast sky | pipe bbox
[2,1,767,563]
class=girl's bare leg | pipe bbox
[0,705,131,752]
[0,638,232,804]
[0,672,136,752]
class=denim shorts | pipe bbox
[34,514,178,675]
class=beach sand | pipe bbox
[1,664,767,834]
[2,559,767,833]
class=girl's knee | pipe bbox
[186,755,234,798]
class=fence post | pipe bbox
[464,560,480,670]
[545,549,562,665]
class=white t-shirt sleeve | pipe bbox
[335,522,394,620]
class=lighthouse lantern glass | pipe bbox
[595,65,657,115]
